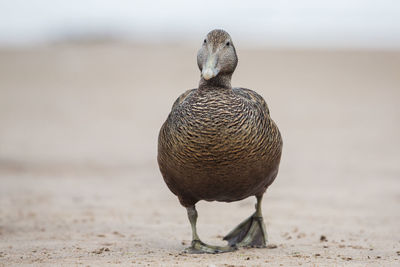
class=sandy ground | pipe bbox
[0,43,399,266]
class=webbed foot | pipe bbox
[223,212,267,247]
[223,195,268,248]
[184,239,237,254]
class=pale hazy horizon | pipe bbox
[1,0,400,49]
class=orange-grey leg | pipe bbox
[223,195,268,247]
[184,205,237,254]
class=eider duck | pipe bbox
[158,29,283,253]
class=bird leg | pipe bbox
[184,205,237,254]
[223,195,268,247]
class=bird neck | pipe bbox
[198,73,232,90]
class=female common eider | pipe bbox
[158,29,283,253]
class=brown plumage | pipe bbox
[157,29,283,253]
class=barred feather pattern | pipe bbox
[158,86,282,207]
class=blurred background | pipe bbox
[0,0,399,265]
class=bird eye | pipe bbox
[203,39,207,44]
[226,41,230,46]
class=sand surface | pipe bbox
[0,43,399,266]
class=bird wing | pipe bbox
[171,89,196,110]
[232,87,270,115]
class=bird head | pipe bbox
[197,29,238,81]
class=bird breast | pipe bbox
[162,91,275,168]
